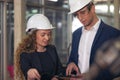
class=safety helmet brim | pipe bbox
[26,25,55,32]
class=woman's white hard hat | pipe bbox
[68,0,92,14]
[26,14,55,32]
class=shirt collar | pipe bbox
[82,18,101,32]
[93,18,101,31]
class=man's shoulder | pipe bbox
[100,21,120,32]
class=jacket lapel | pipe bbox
[90,21,104,65]
[46,46,56,66]
[91,21,104,51]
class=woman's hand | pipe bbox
[27,68,41,80]
[51,76,58,80]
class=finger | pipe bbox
[73,65,80,74]
[66,67,69,75]
[34,70,40,79]
[27,72,34,79]
[66,67,71,75]
[75,68,79,74]
[68,67,72,75]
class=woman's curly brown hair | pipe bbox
[14,30,37,80]
[14,30,53,80]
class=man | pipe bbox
[66,0,120,80]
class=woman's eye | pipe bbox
[40,34,45,37]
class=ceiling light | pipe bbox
[48,0,58,2]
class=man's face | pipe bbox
[74,4,95,28]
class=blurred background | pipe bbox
[0,0,120,80]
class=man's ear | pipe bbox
[91,5,95,13]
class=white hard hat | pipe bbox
[26,14,55,32]
[68,0,92,14]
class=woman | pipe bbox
[14,14,64,80]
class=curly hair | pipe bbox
[14,30,37,80]
[14,30,53,80]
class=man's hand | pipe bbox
[66,62,80,75]
[27,68,41,80]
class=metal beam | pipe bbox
[14,0,26,52]
[14,0,26,79]
[114,0,120,29]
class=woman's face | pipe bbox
[36,29,51,47]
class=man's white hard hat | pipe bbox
[26,14,55,32]
[68,0,92,14]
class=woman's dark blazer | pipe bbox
[20,45,64,79]
[68,20,120,80]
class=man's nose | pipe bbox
[77,14,83,21]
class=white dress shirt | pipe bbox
[78,19,101,73]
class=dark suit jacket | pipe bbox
[68,20,120,80]
[20,45,64,80]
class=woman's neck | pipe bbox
[36,45,46,52]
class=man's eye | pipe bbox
[80,11,86,14]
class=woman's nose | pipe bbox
[45,35,50,40]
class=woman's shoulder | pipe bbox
[20,52,37,56]
[20,52,30,58]
[20,52,38,60]
[46,45,57,53]
[46,44,56,49]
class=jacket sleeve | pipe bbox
[20,52,32,79]
[48,45,66,76]
[68,28,82,65]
